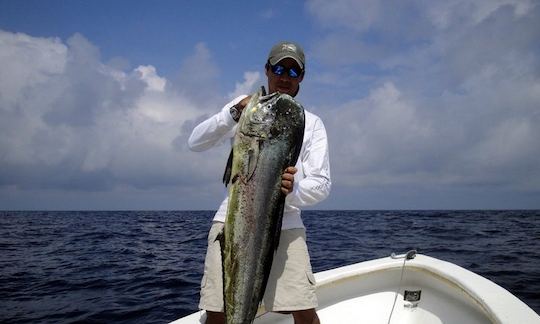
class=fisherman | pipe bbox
[188,41,331,324]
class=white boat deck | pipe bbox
[171,254,540,324]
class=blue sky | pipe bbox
[1,0,539,210]
[0,1,313,86]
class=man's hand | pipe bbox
[281,166,297,195]
[231,96,252,122]
[237,96,251,113]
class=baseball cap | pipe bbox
[268,41,305,70]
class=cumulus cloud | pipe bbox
[227,71,261,100]
[0,30,228,206]
[327,83,434,185]
[425,0,536,29]
[0,31,67,108]
[306,0,382,32]
[173,42,222,108]
[135,65,167,92]
[309,0,540,198]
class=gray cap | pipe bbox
[268,41,305,70]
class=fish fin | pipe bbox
[222,148,234,186]
[253,195,284,321]
[244,140,260,182]
[215,228,227,317]
[291,111,305,166]
[256,200,282,317]
[273,195,285,251]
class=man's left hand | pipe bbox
[281,167,297,195]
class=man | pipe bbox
[188,41,331,324]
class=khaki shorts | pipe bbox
[199,222,318,312]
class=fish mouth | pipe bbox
[259,92,280,102]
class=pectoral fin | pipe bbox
[273,195,285,250]
[242,140,260,182]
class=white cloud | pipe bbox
[306,0,381,32]
[0,30,228,200]
[307,0,536,32]
[326,83,433,184]
[135,65,167,92]
[0,30,67,109]
[227,71,261,99]
[312,34,378,67]
[309,1,540,195]
[426,0,536,29]
[169,42,225,114]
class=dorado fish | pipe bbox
[219,86,305,324]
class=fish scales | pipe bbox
[220,87,305,324]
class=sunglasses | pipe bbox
[267,62,303,79]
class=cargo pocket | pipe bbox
[306,271,316,286]
[305,270,318,306]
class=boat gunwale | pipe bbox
[313,254,538,324]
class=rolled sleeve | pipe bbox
[187,96,247,152]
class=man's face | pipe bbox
[266,58,304,97]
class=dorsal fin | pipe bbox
[222,148,234,186]
[273,194,285,250]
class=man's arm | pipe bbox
[187,95,248,152]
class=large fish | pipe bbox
[219,86,305,324]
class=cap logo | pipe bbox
[282,43,297,53]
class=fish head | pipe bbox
[238,91,281,138]
[238,88,304,142]
[269,94,305,138]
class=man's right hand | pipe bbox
[237,95,251,113]
[231,96,251,122]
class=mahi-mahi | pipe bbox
[219,86,305,324]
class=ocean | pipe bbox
[1,210,539,323]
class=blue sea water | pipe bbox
[1,210,539,323]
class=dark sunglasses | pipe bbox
[267,62,303,79]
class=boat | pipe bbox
[170,251,540,324]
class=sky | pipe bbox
[1,0,539,210]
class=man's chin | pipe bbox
[276,87,293,95]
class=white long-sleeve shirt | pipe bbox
[188,95,331,229]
